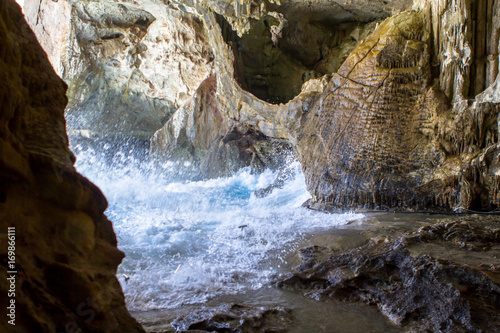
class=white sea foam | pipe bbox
[72,144,362,311]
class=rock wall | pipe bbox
[288,0,500,211]
[24,0,214,143]
[149,0,405,178]
[23,0,500,211]
[0,1,143,331]
[291,11,447,210]
[195,0,500,211]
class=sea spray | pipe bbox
[72,144,362,311]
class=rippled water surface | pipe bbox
[72,144,362,311]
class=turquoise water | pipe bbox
[72,144,362,311]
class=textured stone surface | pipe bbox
[152,0,500,210]
[0,1,143,331]
[283,2,500,212]
[150,75,292,179]
[292,11,445,210]
[171,304,293,333]
[278,221,500,332]
[201,0,412,36]
[414,0,500,101]
[24,0,214,141]
[150,74,229,177]
[22,0,500,209]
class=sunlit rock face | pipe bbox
[409,0,500,211]
[0,1,143,331]
[149,0,408,178]
[291,11,446,210]
[23,0,500,211]
[150,74,292,179]
[23,0,214,142]
[290,0,500,211]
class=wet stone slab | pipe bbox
[278,213,500,333]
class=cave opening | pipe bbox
[215,12,378,104]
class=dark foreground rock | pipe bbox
[0,1,143,331]
[278,221,500,332]
[170,304,293,333]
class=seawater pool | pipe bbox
[71,144,363,312]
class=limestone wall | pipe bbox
[20,0,500,211]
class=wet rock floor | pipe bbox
[132,213,500,332]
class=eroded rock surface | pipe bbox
[149,74,292,178]
[202,0,412,36]
[278,221,500,332]
[292,11,444,210]
[0,1,143,331]
[171,304,293,333]
[285,4,500,211]
[22,0,500,210]
[151,0,500,210]
[24,0,214,142]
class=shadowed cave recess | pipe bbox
[1,0,500,332]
